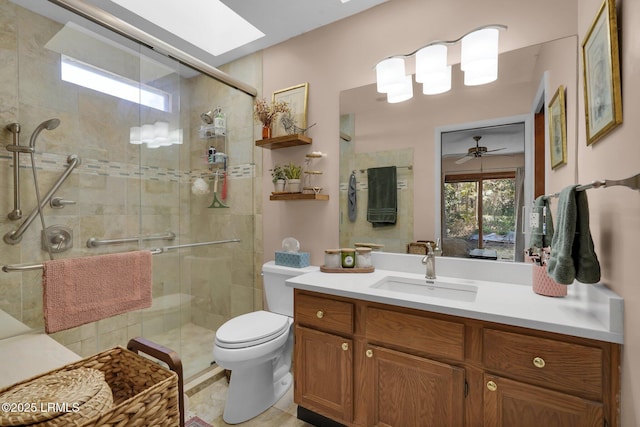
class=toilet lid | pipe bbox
[215,311,290,349]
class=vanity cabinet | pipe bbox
[293,289,620,427]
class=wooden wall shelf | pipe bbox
[270,193,329,201]
[256,134,312,149]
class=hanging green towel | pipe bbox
[367,166,397,228]
[529,196,554,248]
[547,186,577,284]
[547,185,601,284]
[573,189,600,283]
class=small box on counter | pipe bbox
[275,251,310,268]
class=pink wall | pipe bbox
[263,0,640,423]
[575,1,640,425]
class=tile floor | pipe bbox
[186,376,312,426]
[151,322,311,426]
[149,322,217,380]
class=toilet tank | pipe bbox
[262,261,318,317]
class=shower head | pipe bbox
[200,111,214,124]
[29,118,60,148]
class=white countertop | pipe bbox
[284,253,624,344]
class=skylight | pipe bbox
[110,0,265,56]
[61,55,171,112]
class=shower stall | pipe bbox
[0,0,262,382]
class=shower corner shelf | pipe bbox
[269,193,329,201]
[255,134,312,150]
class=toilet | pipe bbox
[213,261,318,424]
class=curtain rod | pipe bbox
[48,0,257,97]
[544,173,640,198]
[2,239,241,272]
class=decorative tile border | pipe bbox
[0,153,255,183]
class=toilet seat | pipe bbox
[215,311,290,349]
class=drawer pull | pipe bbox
[341,342,349,351]
[316,310,324,319]
[366,349,374,358]
[487,381,497,392]
[533,357,546,368]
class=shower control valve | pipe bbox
[50,197,76,208]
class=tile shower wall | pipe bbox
[0,0,263,368]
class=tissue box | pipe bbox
[275,251,310,268]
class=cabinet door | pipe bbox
[483,374,603,427]
[294,325,353,423]
[368,345,465,427]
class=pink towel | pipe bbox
[42,251,152,333]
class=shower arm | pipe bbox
[3,155,81,245]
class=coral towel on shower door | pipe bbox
[42,250,152,333]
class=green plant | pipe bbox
[271,164,286,183]
[284,162,303,180]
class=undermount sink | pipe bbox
[370,276,478,302]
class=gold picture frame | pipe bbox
[272,83,309,137]
[582,0,622,145]
[549,85,567,169]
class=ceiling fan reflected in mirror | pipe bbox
[454,135,506,164]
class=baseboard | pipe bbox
[297,406,346,427]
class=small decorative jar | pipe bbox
[341,248,356,268]
[324,249,341,269]
[355,247,372,268]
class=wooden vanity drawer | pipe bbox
[295,292,354,335]
[483,328,603,400]
[366,307,465,361]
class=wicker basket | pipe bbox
[0,346,180,427]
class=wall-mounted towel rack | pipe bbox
[355,165,413,174]
[87,232,176,248]
[545,172,640,198]
[2,238,241,272]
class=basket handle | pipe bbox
[127,337,184,427]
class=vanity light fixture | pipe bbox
[375,24,506,102]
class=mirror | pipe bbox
[339,36,577,260]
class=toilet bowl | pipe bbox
[213,262,318,424]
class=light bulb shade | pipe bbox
[463,61,498,86]
[461,27,499,85]
[170,129,183,145]
[386,75,413,103]
[129,126,142,144]
[141,124,155,143]
[422,65,452,95]
[376,57,406,93]
[415,44,448,82]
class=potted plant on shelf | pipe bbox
[271,164,286,193]
[284,161,303,193]
[254,98,290,139]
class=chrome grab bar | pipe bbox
[150,238,241,254]
[3,155,81,245]
[2,238,241,272]
[87,232,176,248]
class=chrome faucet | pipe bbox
[422,245,436,280]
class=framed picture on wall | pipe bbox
[549,85,567,169]
[272,83,309,137]
[582,0,622,145]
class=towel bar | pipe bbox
[545,172,640,198]
[2,238,241,272]
[87,231,176,247]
